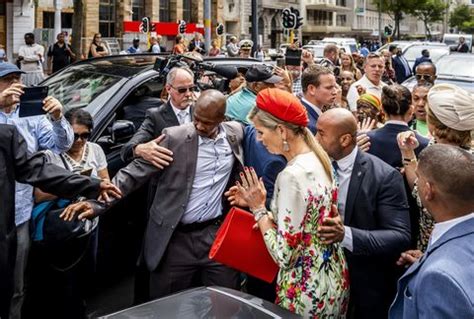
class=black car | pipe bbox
[40,53,265,308]
[98,286,302,319]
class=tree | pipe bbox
[412,0,447,40]
[71,0,84,59]
[450,4,474,34]
[374,0,425,39]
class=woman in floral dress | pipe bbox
[227,88,349,318]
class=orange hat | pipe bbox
[256,88,309,127]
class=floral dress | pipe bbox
[263,152,350,318]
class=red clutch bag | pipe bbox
[209,207,279,283]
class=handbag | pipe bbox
[209,207,279,283]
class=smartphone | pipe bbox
[285,48,302,66]
[80,168,93,177]
[276,58,285,68]
[19,86,49,118]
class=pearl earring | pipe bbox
[283,140,290,152]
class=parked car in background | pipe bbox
[302,44,325,60]
[378,41,450,69]
[402,53,474,93]
[98,287,302,319]
[322,37,358,53]
[443,33,472,52]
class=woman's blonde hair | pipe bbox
[248,106,333,182]
[427,106,472,148]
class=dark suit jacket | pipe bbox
[392,55,412,84]
[188,40,206,55]
[343,149,411,319]
[300,99,320,135]
[367,123,430,169]
[0,124,100,318]
[456,43,469,53]
[412,56,432,73]
[98,122,244,272]
[121,101,181,163]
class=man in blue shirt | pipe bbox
[127,37,142,54]
[0,62,73,318]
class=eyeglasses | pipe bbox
[170,85,199,94]
[415,74,434,80]
[74,132,91,141]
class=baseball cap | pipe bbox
[0,63,24,78]
[245,64,282,84]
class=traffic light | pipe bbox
[384,25,393,37]
[216,23,224,36]
[150,23,156,32]
[282,8,296,29]
[290,7,304,30]
[140,17,150,33]
[178,20,187,34]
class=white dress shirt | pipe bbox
[429,213,474,248]
[333,146,359,251]
[301,97,322,117]
[170,101,191,124]
[347,75,387,112]
[181,126,235,224]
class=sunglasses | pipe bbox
[74,132,91,141]
[415,74,434,80]
[171,85,199,94]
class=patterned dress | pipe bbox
[263,152,350,318]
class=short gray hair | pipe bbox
[166,67,194,86]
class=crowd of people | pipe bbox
[0,33,473,319]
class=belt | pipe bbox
[177,216,222,232]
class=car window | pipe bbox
[303,46,324,58]
[42,65,126,115]
[437,57,474,77]
[403,46,449,62]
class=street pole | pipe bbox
[251,0,258,56]
[54,0,62,39]
[378,0,382,43]
[204,0,211,55]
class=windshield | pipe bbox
[403,46,449,62]
[42,65,126,115]
[437,56,474,78]
[303,46,324,58]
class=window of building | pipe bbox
[42,12,74,29]
[336,0,346,7]
[132,0,145,21]
[159,0,170,22]
[310,10,333,26]
[337,14,347,26]
[183,0,191,22]
[99,0,116,37]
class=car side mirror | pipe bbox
[111,120,136,144]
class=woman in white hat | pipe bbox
[396,83,474,264]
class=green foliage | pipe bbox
[450,4,474,33]
[373,0,426,38]
[412,0,447,38]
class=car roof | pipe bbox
[70,53,169,78]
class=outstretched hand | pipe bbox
[98,180,122,202]
[60,201,95,221]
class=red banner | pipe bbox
[123,21,205,36]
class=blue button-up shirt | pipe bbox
[181,126,234,224]
[0,107,73,225]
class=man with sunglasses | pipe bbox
[414,62,437,86]
[0,62,75,319]
[121,67,198,166]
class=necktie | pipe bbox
[332,160,340,186]
[177,110,188,125]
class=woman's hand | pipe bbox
[358,117,376,133]
[397,131,419,159]
[237,167,267,212]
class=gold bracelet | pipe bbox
[402,157,417,166]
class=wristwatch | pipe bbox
[252,207,268,222]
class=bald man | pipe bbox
[316,108,411,319]
[68,90,244,299]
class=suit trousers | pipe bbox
[149,223,240,299]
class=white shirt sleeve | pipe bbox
[341,226,353,251]
[347,83,359,112]
[89,142,108,171]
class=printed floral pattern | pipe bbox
[263,153,350,318]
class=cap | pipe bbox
[245,64,282,84]
[133,37,140,42]
[0,63,24,78]
[256,88,309,127]
[239,39,253,50]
